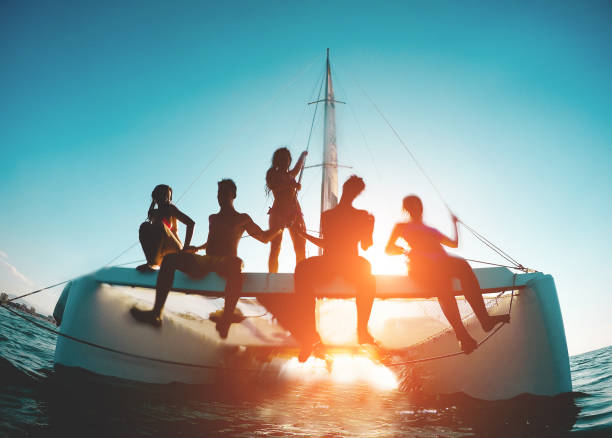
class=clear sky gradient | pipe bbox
[1,1,611,355]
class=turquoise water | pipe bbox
[1,305,611,437]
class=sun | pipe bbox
[363,244,407,275]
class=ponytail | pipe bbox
[147,200,156,222]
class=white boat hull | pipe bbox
[53,267,571,400]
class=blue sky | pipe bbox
[1,0,611,355]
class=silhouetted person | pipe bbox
[131,179,280,338]
[292,175,376,361]
[266,147,308,273]
[385,195,509,354]
[137,184,195,272]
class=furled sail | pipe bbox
[320,49,339,254]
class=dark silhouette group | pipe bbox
[131,148,509,360]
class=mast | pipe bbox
[320,48,339,230]
[306,49,343,255]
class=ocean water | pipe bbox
[1,305,611,437]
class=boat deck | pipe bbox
[94,266,537,299]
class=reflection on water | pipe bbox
[2,306,611,437]
[1,362,583,437]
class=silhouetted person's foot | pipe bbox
[130,307,161,327]
[481,314,511,332]
[357,329,376,345]
[299,340,324,362]
[215,318,232,339]
[458,334,478,354]
[136,264,157,273]
[209,309,245,325]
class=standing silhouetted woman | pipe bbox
[137,184,195,272]
[385,195,509,353]
[266,147,308,273]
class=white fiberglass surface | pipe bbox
[120,286,512,350]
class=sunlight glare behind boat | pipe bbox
[280,355,398,391]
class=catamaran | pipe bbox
[51,50,571,400]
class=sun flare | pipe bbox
[364,247,408,275]
[281,355,398,391]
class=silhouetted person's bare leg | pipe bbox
[437,293,477,354]
[262,176,376,362]
[131,252,201,327]
[266,148,308,273]
[447,257,510,331]
[353,257,375,344]
[386,195,511,354]
[294,257,324,360]
[288,219,306,266]
[268,230,282,273]
[132,179,280,337]
[213,258,244,339]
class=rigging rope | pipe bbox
[297,64,326,185]
[344,70,452,211]
[0,303,274,373]
[2,56,528,374]
[338,63,528,271]
[5,281,70,303]
[1,275,518,372]
[459,220,525,270]
[104,55,322,266]
[464,258,526,270]
[386,274,516,366]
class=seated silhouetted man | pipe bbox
[293,175,376,361]
[131,179,280,338]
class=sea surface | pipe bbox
[1,305,611,437]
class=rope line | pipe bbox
[343,68,452,211]
[386,274,516,366]
[336,62,529,272]
[6,281,70,303]
[464,258,524,270]
[103,56,321,267]
[174,146,226,204]
[104,242,140,267]
[5,257,149,304]
[332,67,383,181]
[2,275,518,371]
[459,220,524,270]
[0,303,275,373]
[298,66,325,185]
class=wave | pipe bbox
[0,356,36,386]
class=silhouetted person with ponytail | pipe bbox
[385,195,509,354]
[131,179,281,339]
[137,184,195,272]
[266,147,308,273]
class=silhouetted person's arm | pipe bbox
[300,231,325,248]
[244,215,282,243]
[170,205,195,248]
[288,151,308,179]
[183,242,207,254]
[439,214,459,249]
[360,213,374,251]
[385,224,406,255]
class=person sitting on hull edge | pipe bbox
[385,194,510,354]
[131,179,281,339]
[289,175,376,362]
[137,184,195,272]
